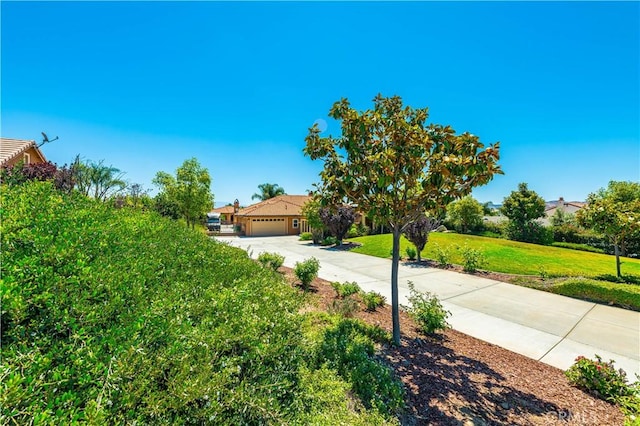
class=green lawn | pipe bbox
[349,232,640,278]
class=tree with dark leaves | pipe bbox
[319,205,356,245]
[403,215,441,262]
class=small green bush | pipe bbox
[295,257,320,290]
[331,281,362,299]
[328,298,359,318]
[505,221,554,245]
[459,243,486,272]
[565,355,639,404]
[404,282,450,334]
[480,220,505,237]
[405,246,417,261]
[347,224,360,239]
[361,291,386,312]
[257,251,285,271]
[433,243,451,267]
[311,316,404,415]
[347,223,370,239]
[321,236,338,246]
[299,232,313,241]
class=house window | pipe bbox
[293,219,299,228]
[23,153,31,164]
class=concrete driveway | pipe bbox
[216,235,640,378]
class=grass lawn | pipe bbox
[349,232,640,278]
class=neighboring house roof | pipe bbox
[545,201,587,213]
[0,138,46,167]
[236,195,311,217]
[212,205,236,214]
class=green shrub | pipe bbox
[292,367,391,425]
[310,315,404,416]
[405,246,417,260]
[480,220,506,237]
[459,243,486,272]
[331,281,362,298]
[565,355,638,404]
[321,236,338,246]
[299,232,313,241]
[404,282,450,334]
[328,298,359,318]
[347,223,370,239]
[347,224,360,239]
[433,243,451,267]
[257,251,285,271]
[357,223,370,237]
[361,291,386,312]
[295,257,320,290]
[1,181,403,424]
[505,221,554,245]
[0,181,309,424]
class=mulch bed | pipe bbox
[280,266,625,425]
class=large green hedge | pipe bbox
[1,181,401,424]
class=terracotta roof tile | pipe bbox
[236,195,310,217]
[212,205,236,214]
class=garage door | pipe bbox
[251,218,286,236]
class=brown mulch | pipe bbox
[279,266,625,425]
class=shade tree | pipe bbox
[153,158,213,229]
[577,181,640,278]
[304,94,501,345]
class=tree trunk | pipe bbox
[614,243,621,278]
[391,226,401,346]
[417,249,421,262]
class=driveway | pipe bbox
[216,235,640,378]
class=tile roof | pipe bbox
[545,201,587,212]
[212,205,236,214]
[0,138,45,166]
[236,195,311,217]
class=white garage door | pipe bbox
[251,218,286,236]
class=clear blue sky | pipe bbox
[2,1,638,207]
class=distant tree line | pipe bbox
[1,156,215,229]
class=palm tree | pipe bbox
[75,159,126,201]
[252,183,286,201]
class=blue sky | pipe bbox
[2,1,638,207]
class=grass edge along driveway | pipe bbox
[349,232,640,278]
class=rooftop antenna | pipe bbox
[38,132,59,147]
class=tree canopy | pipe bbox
[501,183,548,243]
[447,196,484,233]
[403,215,440,262]
[577,180,640,278]
[153,158,213,228]
[304,94,501,344]
[319,205,356,244]
[252,183,286,201]
[75,159,126,201]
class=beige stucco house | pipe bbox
[211,204,237,224]
[542,197,586,225]
[0,138,47,168]
[235,195,311,236]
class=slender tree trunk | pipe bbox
[391,226,401,346]
[417,249,421,262]
[614,243,621,278]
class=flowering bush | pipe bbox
[565,355,635,402]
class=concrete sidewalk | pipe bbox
[217,235,640,378]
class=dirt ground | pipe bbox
[280,266,625,425]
